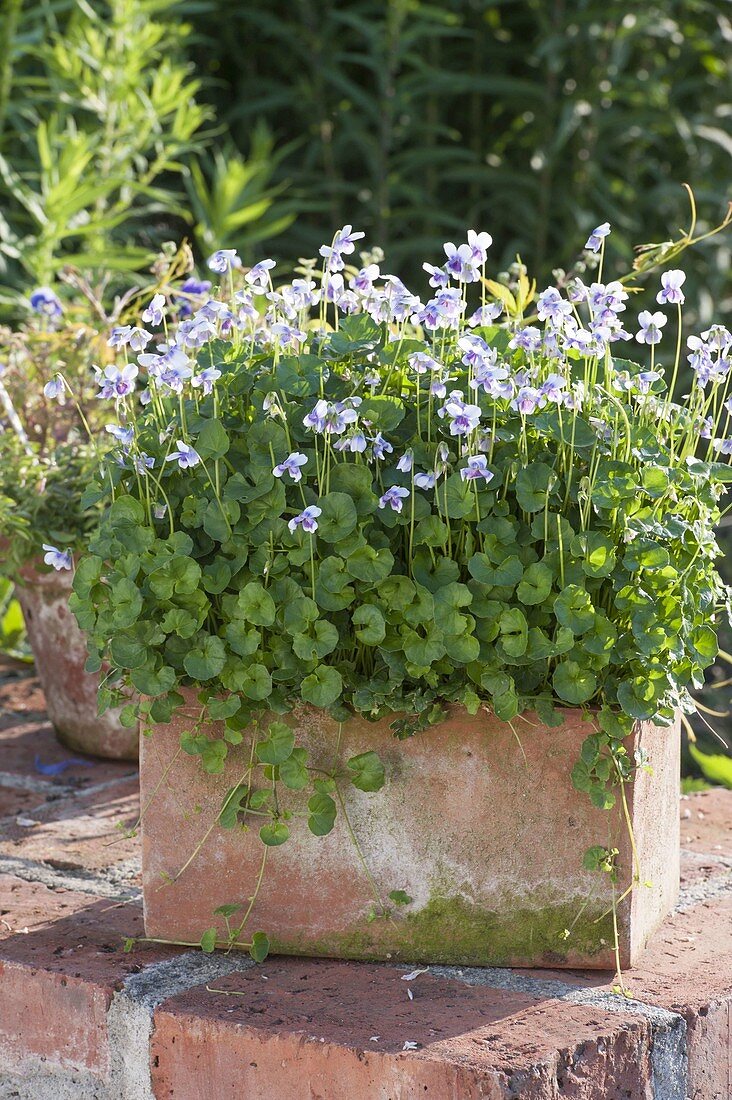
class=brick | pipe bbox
[141,701,680,969]
[0,875,168,1079]
[150,959,654,1100]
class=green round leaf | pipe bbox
[552,660,597,704]
[347,750,386,792]
[352,604,386,644]
[259,822,290,846]
[317,492,358,542]
[301,665,343,707]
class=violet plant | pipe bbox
[69,211,732,957]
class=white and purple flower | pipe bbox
[378,486,410,513]
[30,287,63,319]
[142,293,166,326]
[42,544,72,571]
[288,505,321,534]
[460,455,494,483]
[165,441,201,469]
[207,249,241,274]
[584,222,611,253]
[273,452,308,482]
[96,363,139,399]
[656,270,686,306]
[635,310,667,345]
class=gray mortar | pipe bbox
[0,855,141,902]
[0,774,139,830]
[676,868,732,911]
[108,952,254,1100]
[0,772,74,796]
[0,1063,104,1100]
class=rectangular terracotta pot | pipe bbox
[141,703,679,969]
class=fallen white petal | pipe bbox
[401,968,429,981]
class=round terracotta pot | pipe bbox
[15,565,138,760]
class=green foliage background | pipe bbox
[184,0,731,317]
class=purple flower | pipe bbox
[460,455,494,483]
[443,242,479,283]
[128,327,153,352]
[509,327,542,354]
[418,288,465,330]
[657,270,686,306]
[207,249,241,273]
[334,430,367,454]
[270,322,306,349]
[467,230,492,265]
[288,505,321,534]
[635,310,667,345]
[176,277,212,317]
[191,366,222,395]
[536,288,573,326]
[142,293,166,326]
[468,303,503,327]
[350,264,380,293]
[439,393,482,436]
[539,373,566,403]
[105,423,134,446]
[637,370,660,394]
[177,317,217,349]
[458,334,492,369]
[470,361,511,398]
[414,471,436,490]
[42,544,72,571]
[152,347,194,393]
[378,486,410,513]
[134,453,155,474]
[273,452,308,482]
[584,222,611,253]
[319,225,365,271]
[303,399,359,435]
[96,363,139,398]
[245,258,276,292]
[30,287,62,319]
[396,450,414,473]
[422,262,450,289]
[43,377,65,401]
[165,441,201,469]
[108,326,132,348]
[371,432,393,461]
[408,351,441,374]
[511,386,544,415]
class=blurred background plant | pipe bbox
[0,0,296,314]
[185,0,731,325]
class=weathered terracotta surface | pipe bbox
[141,701,680,968]
[15,567,137,761]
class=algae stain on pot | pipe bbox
[268,891,616,967]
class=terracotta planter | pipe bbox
[141,701,679,968]
[16,567,138,761]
